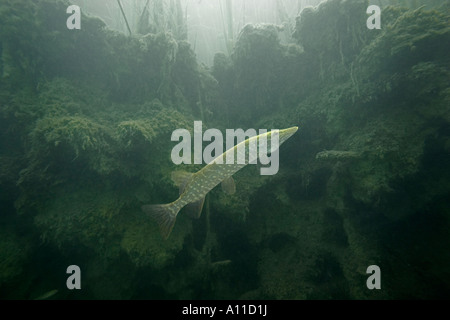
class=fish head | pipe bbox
[278,126,298,146]
[262,126,298,154]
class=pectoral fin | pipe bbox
[171,170,194,195]
[186,197,205,219]
[221,177,236,195]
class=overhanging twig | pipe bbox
[116,0,132,36]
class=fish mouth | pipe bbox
[279,126,299,139]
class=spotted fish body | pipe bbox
[142,126,298,239]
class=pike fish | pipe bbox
[142,126,298,239]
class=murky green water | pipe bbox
[0,0,449,299]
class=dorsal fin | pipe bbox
[221,177,236,195]
[171,170,194,195]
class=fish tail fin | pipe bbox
[142,202,179,240]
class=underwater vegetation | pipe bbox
[0,0,449,299]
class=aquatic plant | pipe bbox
[293,0,374,81]
[212,24,286,125]
[0,227,31,287]
[356,5,450,77]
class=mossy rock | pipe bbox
[33,186,128,252]
[0,227,31,285]
[356,6,450,78]
[119,211,192,269]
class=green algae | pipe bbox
[0,227,31,286]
